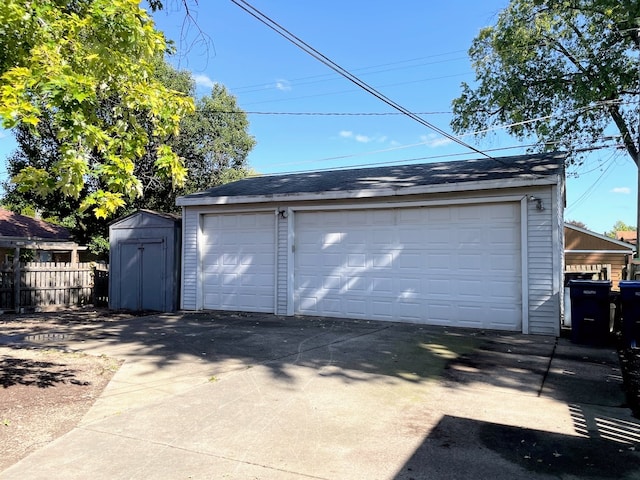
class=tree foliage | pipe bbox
[0,0,195,218]
[605,220,636,238]
[2,60,256,256]
[451,0,640,166]
[128,69,257,212]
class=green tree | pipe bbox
[605,220,636,238]
[0,0,194,218]
[2,60,256,255]
[130,79,257,212]
[451,0,640,166]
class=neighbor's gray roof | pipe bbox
[178,152,566,204]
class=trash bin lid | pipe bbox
[567,280,611,286]
[619,280,640,288]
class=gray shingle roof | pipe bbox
[178,152,566,203]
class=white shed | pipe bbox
[177,153,566,335]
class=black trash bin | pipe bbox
[618,281,640,348]
[568,280,612,345]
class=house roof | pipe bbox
[616,230,637,244]
[564,223,635,252]
[0,208,72,241]
[177,152,566,206]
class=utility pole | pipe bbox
[636,27,640,262]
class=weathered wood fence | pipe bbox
[0,262,109,311]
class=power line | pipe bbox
[200,110,452,116]
[254,144,551,177]
[566,149,625,213]
[238,72,471,107]
[229,0,494,162]
[260,141,627,176]
[228,50,468,93]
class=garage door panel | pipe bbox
[490,253,518,271]
[399,208,425,223]
[490,226,518,243]
[371,277,394,293]
[396,301,422,320]
[294,205,521,330]
[397,253,423,270]
[201,213,275,313]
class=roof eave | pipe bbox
[176,175,562,207]
[564,222,636,250]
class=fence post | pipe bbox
[12,248,20,311]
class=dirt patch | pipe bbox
[0,347,122,471]
[0,309,128,472]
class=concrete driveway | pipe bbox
[1,312,639,479]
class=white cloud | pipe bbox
[275,79,292,91]
[612,187,631,194]
[193,74,216,89]
[339,130,388,144]
[420,133,453,148]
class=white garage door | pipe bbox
[294,204,521,330]
[201,212,275,312]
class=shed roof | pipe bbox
[110,209,180,225]
[0,208,72,240]
[177,152,566,206]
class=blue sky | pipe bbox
[1,0,637,235]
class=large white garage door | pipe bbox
[294,204,521,330]
[201,212,275,312]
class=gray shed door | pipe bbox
[119,241,163,311]
[294,204,522,330]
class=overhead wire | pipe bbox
[239,72,471,107]
[257,141,628,176]
[565,149,624,213]
[229,52,469,94]
[229,0,496,162]
[252,145,524,177]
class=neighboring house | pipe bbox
[564,223,634,289]
[177,153,566,336]
[617,230,637,246]
[0,208,86,263]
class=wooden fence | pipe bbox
[0,262,108,311]
[564,263,611,280]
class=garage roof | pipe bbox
[177,152,566,206]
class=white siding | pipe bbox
[525,189,560,335]
[181,208,199,310]
[276,211,289,315]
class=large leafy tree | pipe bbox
[129,68,256,212]
[0,0,194,218]
[3,61,256,256]
[451,0,640,166]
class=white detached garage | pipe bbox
[177,153,566,335]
